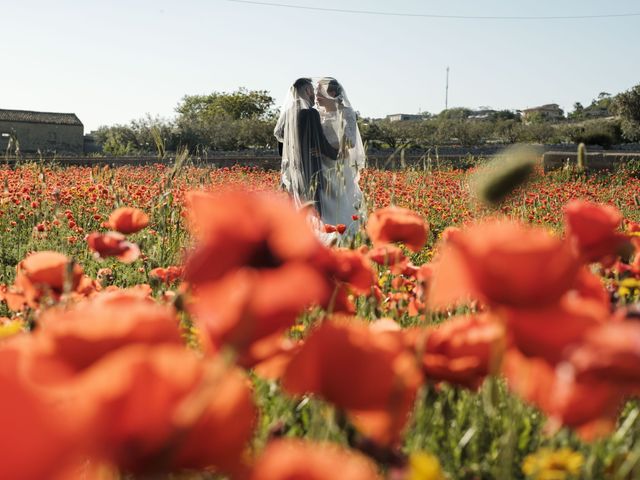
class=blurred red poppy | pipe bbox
[77,345,256,476]
[249,439,382,480]
[190,265,329,354]
[184,190,333,352]
[184,190,327,285]
[563,200,628,264]
[410,313,506,389]
[502,349,621,440]
[282,318,423,445]
[367,245,408,274]
[87,232,140,263]
[8,296,255,476]
[149,266,183,284]
[1,251,85,310]
[366,206,429,252]
[569,321,640,388]
[239,330,302,380]
[22,297,183,388]
[428,219,580,309]
[500,291,609,365]
[0,354,80,480]
[107,207,149,234]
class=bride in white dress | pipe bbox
[314,77,366,236]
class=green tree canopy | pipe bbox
[176,88,276,121]
[612,84,640,141]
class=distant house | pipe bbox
[468,109,497,120]
[386,113,424,122]
[0,109,84,154]
[583,106,610,119]
[521,104,564,123]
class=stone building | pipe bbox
[386,113,425,122]
[0,109,84,154]
[521,104,565,123]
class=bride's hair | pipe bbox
[326,79,342,98]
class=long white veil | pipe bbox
[274,80,310,209]
[314,77,366,180]
[274,77,366,241]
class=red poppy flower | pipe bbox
[440,226,462,243]
[367,245,408,274]
[563,200,628,264]
[500,290,609,365]
[569,321,640,388]
[107,207,149,234]
[2,251,85,310]
[76,345,256,476]
[282,318,423,445]
[239,331,302,380]
[328,249,376,295]
[184,190,333,352]
[22,298,183,388]
[184,190,327,286]
[149,266,183,284]
[366,206,429,252]
[9,297,255,476]
[428,219,580,309]
[190,265,329,354]
[502,349,621,440]
[19,251,83,292]
[87,232,140,263]
[324,224,337,233]
[249,439,382,480]
[410,313,506,389]
[0,358,82,480]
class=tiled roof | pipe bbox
[0,109,83,126]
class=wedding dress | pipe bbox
[274,77,365,242]
[316,78,366,236]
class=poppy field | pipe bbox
[1,159,640,480]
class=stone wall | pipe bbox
[543,151,640,172]
[0,121,84,154]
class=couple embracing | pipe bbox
[274,77,365,241]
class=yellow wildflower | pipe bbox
[522,447,584,480]
[619,278,640,289]
[407,452,446,480]
[618,278,640,298]
[0,319,24,339]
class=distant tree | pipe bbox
[175,88,277,150]
[489,110,519,122]
[360,121,401,149]
[612,84,640,141]
[569,102,585,120]
[564,118,623,147]
[94,125,138,155]
[129,115,179,154]
[94,116,179,155]
[493,119,522,143]
[176,88,276,121]
[438,108,472,120]
[518,123,556,143]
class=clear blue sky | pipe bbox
[1,0,639,131]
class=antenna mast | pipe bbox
[445,66,450,110]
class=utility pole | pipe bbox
[445,66,449,110]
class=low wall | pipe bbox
[542,151,640,172]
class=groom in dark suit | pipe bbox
[278,78,338,215]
